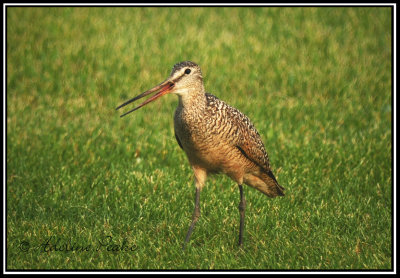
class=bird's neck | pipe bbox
[177,88,207,112]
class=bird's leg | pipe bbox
[182,187,200,250]
[238,184,246,247]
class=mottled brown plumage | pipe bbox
[117,61,284,249]
[174,92,284,197]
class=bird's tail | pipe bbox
[244,170,285,198]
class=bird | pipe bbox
[116,61,284,249]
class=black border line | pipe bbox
[4,3,396,274]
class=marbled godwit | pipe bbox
[116,61,284,249]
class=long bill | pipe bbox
[116,80,174,117]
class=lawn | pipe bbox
[6,7,393,270]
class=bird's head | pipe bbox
[116,61,204,117]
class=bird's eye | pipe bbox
[185,68,191,74]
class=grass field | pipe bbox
[6,7,393,270]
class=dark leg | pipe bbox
[182,187,200,250]
[238,184,246,247]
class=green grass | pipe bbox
[6,7,392,270]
